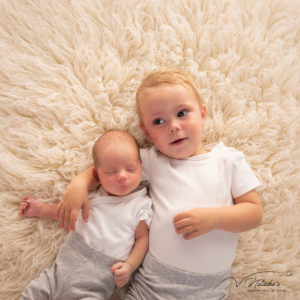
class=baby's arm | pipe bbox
[110,220,149,287]
[174,189,262,240]
[19,196,58,219]
[56,166,99,232]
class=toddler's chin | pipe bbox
[162,150,191,160]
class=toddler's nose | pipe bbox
[169,119,180,133]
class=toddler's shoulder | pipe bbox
[140,146,168,181]
[216,142,245,161]
[212,142,251,172]
[140,146,164,160]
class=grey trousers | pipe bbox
[21,232,118,300]
[126,253,230,300]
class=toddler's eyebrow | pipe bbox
[150,111,165,116]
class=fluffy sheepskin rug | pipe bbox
[1,1,299,299]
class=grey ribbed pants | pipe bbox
[21,232,118,300]
[126,253,230,300]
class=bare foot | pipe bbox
[19,196,42,217]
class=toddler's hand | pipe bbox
[110,262,133,287]
[173,208,218,240]
[56,181,90,233]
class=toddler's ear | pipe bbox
[139,123,152,143]
[201,104,207,125]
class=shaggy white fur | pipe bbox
[0,1,299,299]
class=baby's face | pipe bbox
[96,144,141,196]
[139,84,207,159]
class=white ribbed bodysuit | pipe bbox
[141,142,260,273]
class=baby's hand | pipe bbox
[110,262,133,287]
[173,208,219,240]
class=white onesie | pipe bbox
[141,142,260,274]
[76,186,152,261]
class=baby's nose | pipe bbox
[117,170,128,181]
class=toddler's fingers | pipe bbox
[55,202,62,220]
[82,202,89,223]
[63,209,71,233]
[70,209,79,231]
[173,218,190,230]
[183,230,199,240]
[175,225,194,235]
[173,211,191,222]
[58,206,65,229]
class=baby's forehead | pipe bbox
[93,130,140,163]
[99,140,138,155]
[99,140,139,155]
[105,140,138,153]
[143,82,186,90]
[97,146,141,169]
[97,131,137,148]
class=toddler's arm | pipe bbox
[110,220,149,287]
[174,189,262,240]
[56,166,99,232]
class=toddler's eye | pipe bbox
[178,109,188,118]
[153,118,165,125]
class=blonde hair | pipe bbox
[136,68,204,120]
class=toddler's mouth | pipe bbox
[170,138,187,145]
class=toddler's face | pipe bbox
[96,144,141,196]
[139,84,206,159]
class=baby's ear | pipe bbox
[92,168,99,180]
[139,123,152,143]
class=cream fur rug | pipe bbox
[1,1,299,299]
